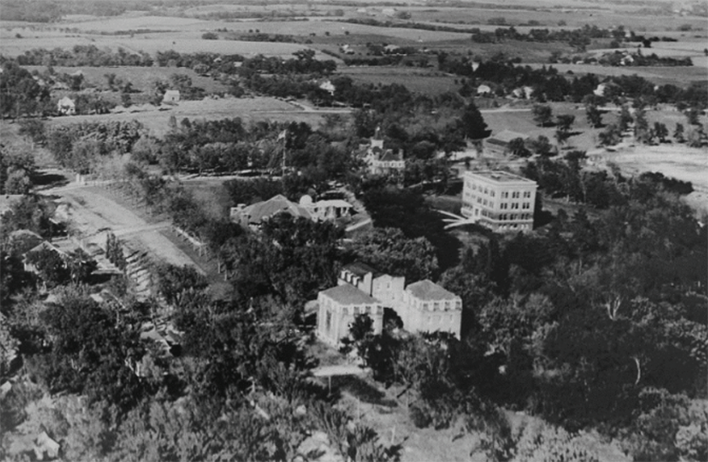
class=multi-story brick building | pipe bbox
[461,170,537,232]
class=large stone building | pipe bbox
[317,284,384,346]
[316,262,461,345]
[461,170,537,233]
[399,280,462,338]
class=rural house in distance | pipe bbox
[461,170,537,232]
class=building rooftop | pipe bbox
[379,149,403,162]
[465,170,536,184]
[406,280,458,301]
[315,199,352,209]
[489,130,530,143]
[342,261,380,278]
[320,283,379,305]
[241,194,311,224]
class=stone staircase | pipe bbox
[124,248,153,300]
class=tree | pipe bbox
[18,118,46,146]
[528,135,554,157]
[585,104,603,128]
[460,102,491,140]
[686,125,704,148]
[24,246,69,289]
[120,91,132,108]
[554,128,572,147]
[599,123,622,146]
[556,114,575,132]
[674,123,685,143]
[633,107,652,144]
[508,137,530,157]
[618,105,633,132]
[532,104,553,127]
[154,264,208,308]
[349,227,439,282]
[4,168,31,194]
[30,293,146,411]
[653,122,668,143]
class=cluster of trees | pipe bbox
[0,61,51,118]
[0,143,35,195]
[13,45,154,67]
[471,24,614,51]
[46,120,144,173]
[238,49,336,76]
[598,51,693,67]
[229,32,298,43]
[523,155,693,209]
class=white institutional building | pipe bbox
[461,170,537,232]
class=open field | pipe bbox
[593,144,708,217]
[339,66,459,95]
[47,96,333,136]
[481,103,602,152]
[0,33,326,59]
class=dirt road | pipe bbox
[42,182,200,269]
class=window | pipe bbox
[523,191,531,198]
[433,302,439,310]
[511,203,519,209]
[326,311,332,332]
[500,203,508,209]
[490,191,495,197]
[502,191,509,198]
[512,191,520,199]
[522,202,530,209]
